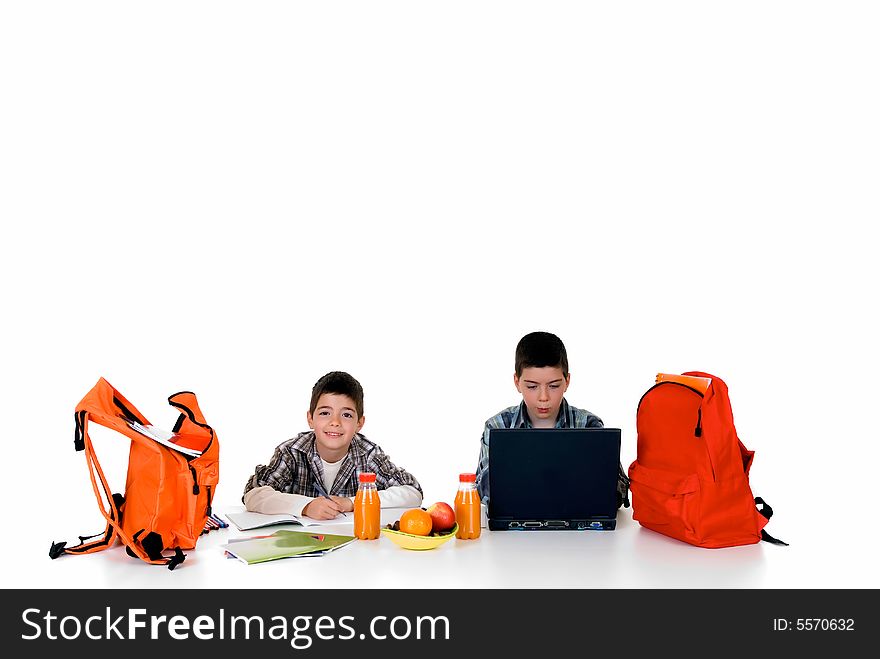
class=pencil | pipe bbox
[314,481,334,501]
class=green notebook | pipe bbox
[223,529,356,565]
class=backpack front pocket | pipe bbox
[628,462,701,541]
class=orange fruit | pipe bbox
[398,508,432,536]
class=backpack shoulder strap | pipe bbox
[755,496,789,546]
[50,410,122,559]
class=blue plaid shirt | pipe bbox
[475,398,630,508]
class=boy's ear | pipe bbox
[565,373,571,389]
[356,416,365,432]
[306,410,314,429]
[513,373,521,392]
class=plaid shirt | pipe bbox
[474,398,630,508]
[242,431,422,501]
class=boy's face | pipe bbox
[307,393,364,462]
[514,366,570,427]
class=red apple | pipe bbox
[426,501,456,533]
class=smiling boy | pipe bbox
[474,331,630,508]
[243,371,422,520]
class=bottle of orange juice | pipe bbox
[454,473,481,539]
[353,472,380,540]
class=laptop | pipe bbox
[488,427,621,531]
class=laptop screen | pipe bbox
[488,428,620,525]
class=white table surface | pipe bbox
[15,503,845,590]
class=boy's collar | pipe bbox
[293,431,370,496]
[516,398,571,428]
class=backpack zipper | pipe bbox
[189,465,200,495]
[638,381,704,438]
[113,395,143,425]
[637,381,704,409]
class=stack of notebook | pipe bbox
[222,530,356,565]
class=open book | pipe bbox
[223,530,356,565]
[225,509,354,531]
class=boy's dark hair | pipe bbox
[515,332,569,378]
[309,371,365,418]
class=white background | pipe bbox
[1,1,878,588]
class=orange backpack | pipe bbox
[50,378,220,569]
[628,371,785,548]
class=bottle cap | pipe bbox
[358,472,376,483]
[459,472,476,483]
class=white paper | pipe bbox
[128,421,203,457]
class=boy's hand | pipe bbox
[303,497,345,520]
[330,495,354,513]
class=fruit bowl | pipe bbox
[381,524,458,550]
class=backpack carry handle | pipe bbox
[169,391,212,433]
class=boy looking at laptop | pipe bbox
[475,331,630,509]
[243,371,422,520]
